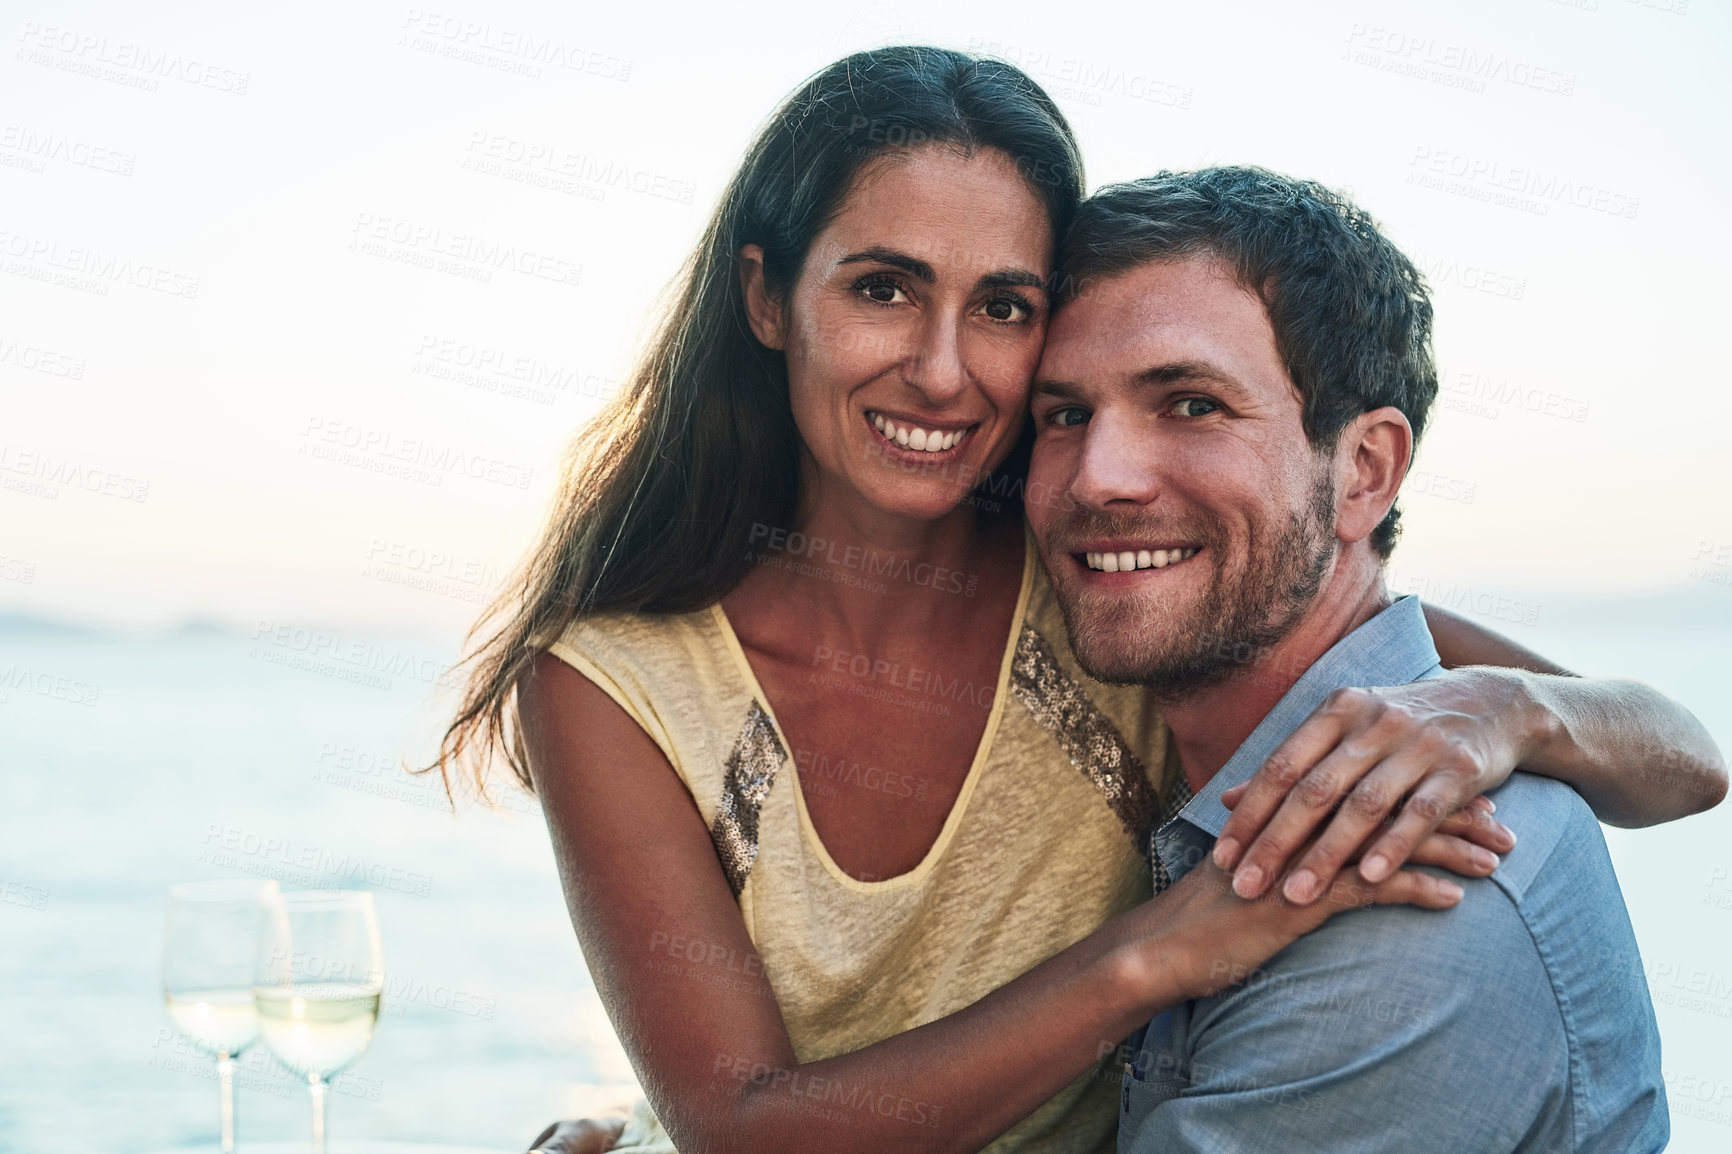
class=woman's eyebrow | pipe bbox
[979,270,1049,293]
[836,248,1047,294]
[837,247,935,281]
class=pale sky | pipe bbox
[3,0,1728,640]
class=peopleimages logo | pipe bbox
[1407,147,1640,220]
[300,417,534,490]
[347,212,581,288]
[199,823,435,897]
[0,332,86,379]
[248,620,452,692]
[749,523,980,597]
[0,443,149,502]
[14,21,251,95]
[0,226,200,298]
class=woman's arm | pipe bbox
[1423,602,1727,824]
[1212,601,1727,906]
[517,653,1478,1154]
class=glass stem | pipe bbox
[308,1076,328,1154]
[217,1051,237,1154]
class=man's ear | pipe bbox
[1333,406,1412,546]
[739,243,786,350]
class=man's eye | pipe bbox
[1172,397,1220,418]
[1047,406,1089,428]
[979,296,1033,323]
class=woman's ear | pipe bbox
[739,244,786,350]
[1333,406,1412,547]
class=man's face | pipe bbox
[1026,253,1339,692]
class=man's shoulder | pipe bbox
[1152,769,1665,1153]
[1139,869,1575,1152]
[1481,769,1602,902]
[1202,864,1558,1039]
[1226,770,1615,1003]
[1188,771,1611,1054]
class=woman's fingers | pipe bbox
[1352,866,1466,911]
[1405,831,1501,878]
[1435,798,1517,852]
[1358,777,1507,884]
[527,1118,626,1154]
[1215,686,1471,899]
[1272,753,1431,904]
[1281,772,1515,905]
[1213,677,1536,901]
[1212,700,1362,875]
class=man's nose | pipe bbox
[1068,414,1162,511]
[904,312,968,402]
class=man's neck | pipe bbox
[1163,549,1392,793]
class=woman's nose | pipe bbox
[903,313,968,402]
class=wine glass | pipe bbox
[162,879,284,1154]
[254,890,385,1154]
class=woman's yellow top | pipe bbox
[548,536,1182,1153]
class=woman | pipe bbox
[430,47,1724,1154]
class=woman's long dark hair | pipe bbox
[428,45,1085,798]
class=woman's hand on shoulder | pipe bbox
[1209,674,1526,904]
[1148,843,1476,1003]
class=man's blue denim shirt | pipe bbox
[1119,595,1668,1153]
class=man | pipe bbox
[1025,167,1668,1152]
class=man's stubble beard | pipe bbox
[1055,470,1338,699]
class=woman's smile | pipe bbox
[864,409,977,456]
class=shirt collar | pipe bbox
[1169,594,1443,843]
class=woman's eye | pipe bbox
[1172,397,1220,418]
[858,277,907,306]
[980,296,1032,323]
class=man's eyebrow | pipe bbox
[836,248,1048,294]
[1135,361,1236,388]
[1032,361,1251,403]
[1031,377,1086,401]
[1134,360,1254,400]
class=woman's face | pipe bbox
[749,145,1054,524]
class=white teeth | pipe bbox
[869,413,965,453]
[1084,547,1200,572]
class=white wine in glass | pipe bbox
[162,879,284,1154]
[255,890,384,1154]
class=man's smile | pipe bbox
[1078,546,1202,574]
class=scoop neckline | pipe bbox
[709,531,1036,892]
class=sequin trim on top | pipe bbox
[710,701,786,896]
[1009,625,1161,847]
